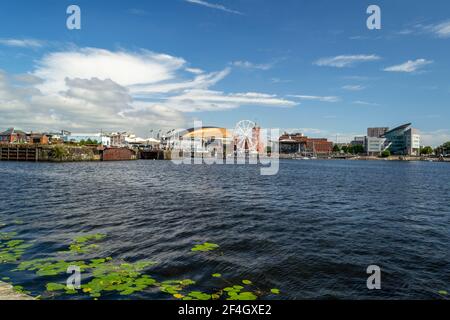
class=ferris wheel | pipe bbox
[234,120,257,154]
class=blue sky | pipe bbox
[0,0,449,145]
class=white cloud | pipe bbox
[0,38,44,48]
[384,59,433,73]
[397,20,450,39]
[167,90,296,112]
[314,55,381,68]
[288,95,340,103]
[270,78,292,84]
[184,0,243,15]
[232,60,273,71]
[0,47,296,135]
[342,85,365,91]
[420,129,450,147]
[33,48,186,94]
[352,100,380,107]
[185,67,204,74]
[425,20,450,38]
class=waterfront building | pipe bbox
[279,133,307,154]
[382,123,421,155]
[350,136,366,147]
[109,132,128,147]
[279,133,332,155]
[365,136,387,156]
[62,132,109,146]
[367,127,389,138]
[0,128,27,144]
[163,127,234,155]
[26,132,50,145]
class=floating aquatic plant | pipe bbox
[191,242,220,252]
[2,232,279,301]
[13,285,31,295]
[222,285,257,300]
[0,236,32,263]
[15,258,90,276]
[271,288,280,294]
[0,232,18,241]
[60,233,106,254]
[44,260,158,298]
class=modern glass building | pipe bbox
[382,123,421,155]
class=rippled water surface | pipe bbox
[0,160,449,299]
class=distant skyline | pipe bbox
[0,0,449,146]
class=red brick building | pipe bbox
[279,133,332,155]
[27,133,50,145]
[0,128,27,144]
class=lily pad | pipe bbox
[191,242,219,252]
[271,288,280,294]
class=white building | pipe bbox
[365,137,387,155]
[406,128,421,156]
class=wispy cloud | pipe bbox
[342,85,366,91]
[425,20,450,38]
[353,100,380,107]
[384,59,433,73]
[288,95,340,103]
[420,129,450,147]
[0,38,44,49]
[231,60,273,70]
[184,0,243,15]
[314,54,381,68]
[185,67,204,74]
[271,78,292,84]
[397,20,450,39]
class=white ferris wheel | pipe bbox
[234,120,257,154]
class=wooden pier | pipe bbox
[0,145,39,162]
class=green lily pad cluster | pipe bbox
[221,284,257,300]
[191,242,220,252]
[62,233,106,254]
[160,279,196,297]
[0,235,32,263]
[1,232,280,301]
[46,260,157,298]
[15,258,90,276]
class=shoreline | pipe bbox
[0,281,35,300]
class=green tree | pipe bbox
[381,150,391,158]
[341,146,349,154]
[443,142,450,154]
[349,144,365,154]
[333,144,341,153]
[420,146,433,155]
